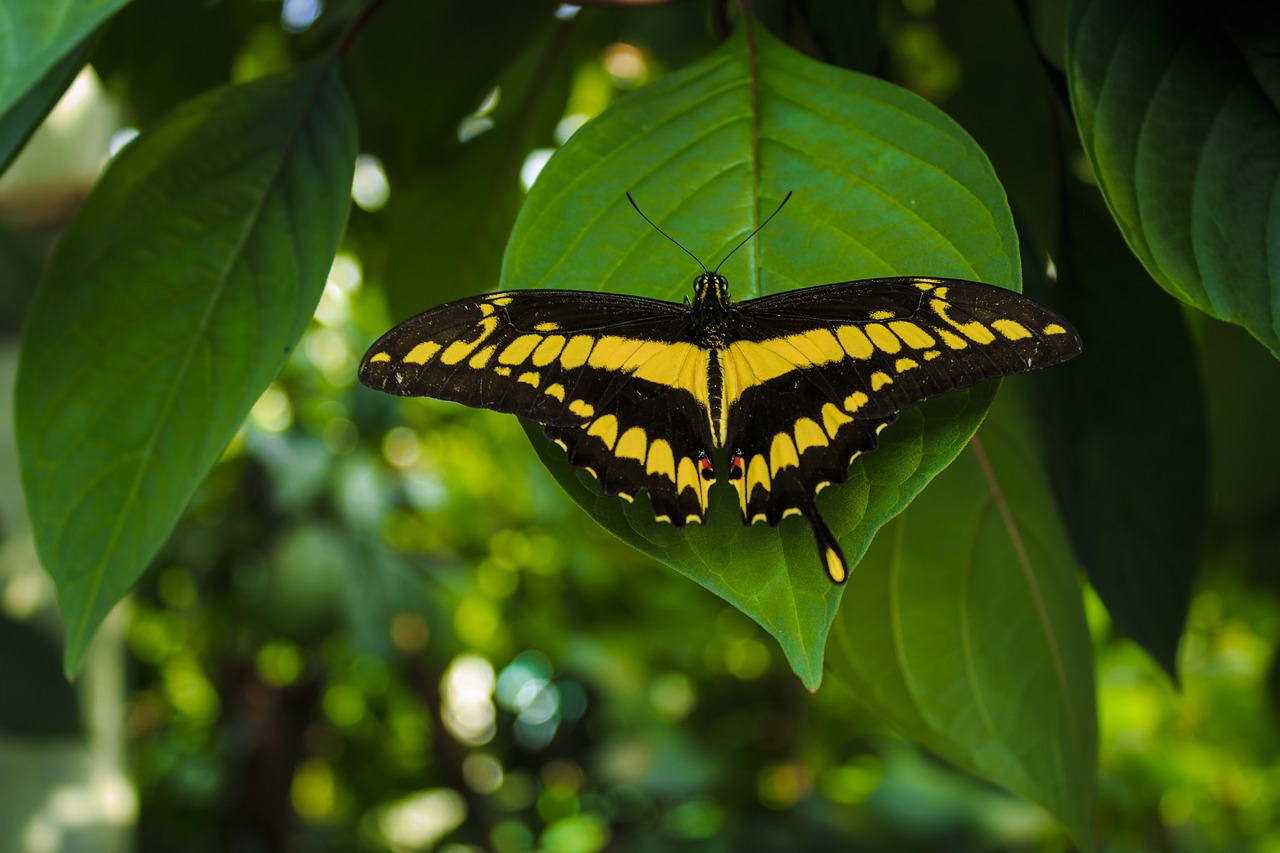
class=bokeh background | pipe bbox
[2,1,1279,851]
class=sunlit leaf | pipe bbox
[827,386,1096,849]
[506,21,1019,689]
[16,64,357,675]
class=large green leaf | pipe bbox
[1068,0,1280,359]
[0,0,130,119]
[826,385,1096,849]
[16,64,357,675]
[503,22,1019,689]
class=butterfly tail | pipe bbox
[805,505,848,584]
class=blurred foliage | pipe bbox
[1,0,1279,852]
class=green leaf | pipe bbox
[1068,0,1280,359]
[0,0,131,119]
[0,35,92,175]
[1038,179,1205,677]
[826,386,1097,849]
[16,64,357,675]
[503,22,1020,689]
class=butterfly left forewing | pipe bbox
[359,290,691,426]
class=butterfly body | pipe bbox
[360,270,1081,584]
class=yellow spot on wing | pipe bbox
[836,325,875,359]
[478,302,495,316]
[489,295,513,306]
[822,402,852,437]
[646,439,676,481]
[499,334,541,364]
[870,371,893,391]
[746,454,770,498]
[844,391,869,412]
[763,329,845,365]
[782,507,802,519]
[793,417,828,453]
[404,341,441,365]
[587,336,668,371]
[889,321,936,349]
[895,357,919,372]
[494,366,511,376]
[369,351,391,363]
[518,371,540,387]
[615,427,648,461]
[440,316,499,364]
[1043,323,1067,335]
[932,299,996,344]
[534,321,560,331]
[544,383,565,401]
[587,414,618,449]
[770,433,799,473]
[568,399,595,418]
[869,310,895,320]
[825,548,847,583]
[913,282,934,291]
[468,345,496,368]
[864,323,902,354]
[937,328,968,349]
[992,319,1032,340]
[923,350,941,360]
[676,456,700,498]
[560,335,595,368]
[532,335,566,366]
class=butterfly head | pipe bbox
[693,272,730,309]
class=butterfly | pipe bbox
[359,194,1082,582]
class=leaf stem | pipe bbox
[332,0,392,59]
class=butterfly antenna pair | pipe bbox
[626,191,794,273]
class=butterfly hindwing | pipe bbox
[544,384,714,527]
[359,290,718,524]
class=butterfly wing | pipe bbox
[359,290,718,525]
[722,276,1082,582]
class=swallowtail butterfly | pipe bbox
[359,195,1081,582]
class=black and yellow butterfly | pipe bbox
[360,198,1081,583]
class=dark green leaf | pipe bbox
[382,18,577,318]
[0,0,131,119]
[1038,179,1205,677]
[826,386,1097,850]
[1068,0,1280,358]
[505,22,1020,688]
[16,64,357,675]
[91,0,247,124]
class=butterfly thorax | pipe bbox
[688,273,736,348]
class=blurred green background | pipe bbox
[2,0,1279,851]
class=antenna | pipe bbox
[626,193,708,274]
[713,191,793,274]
